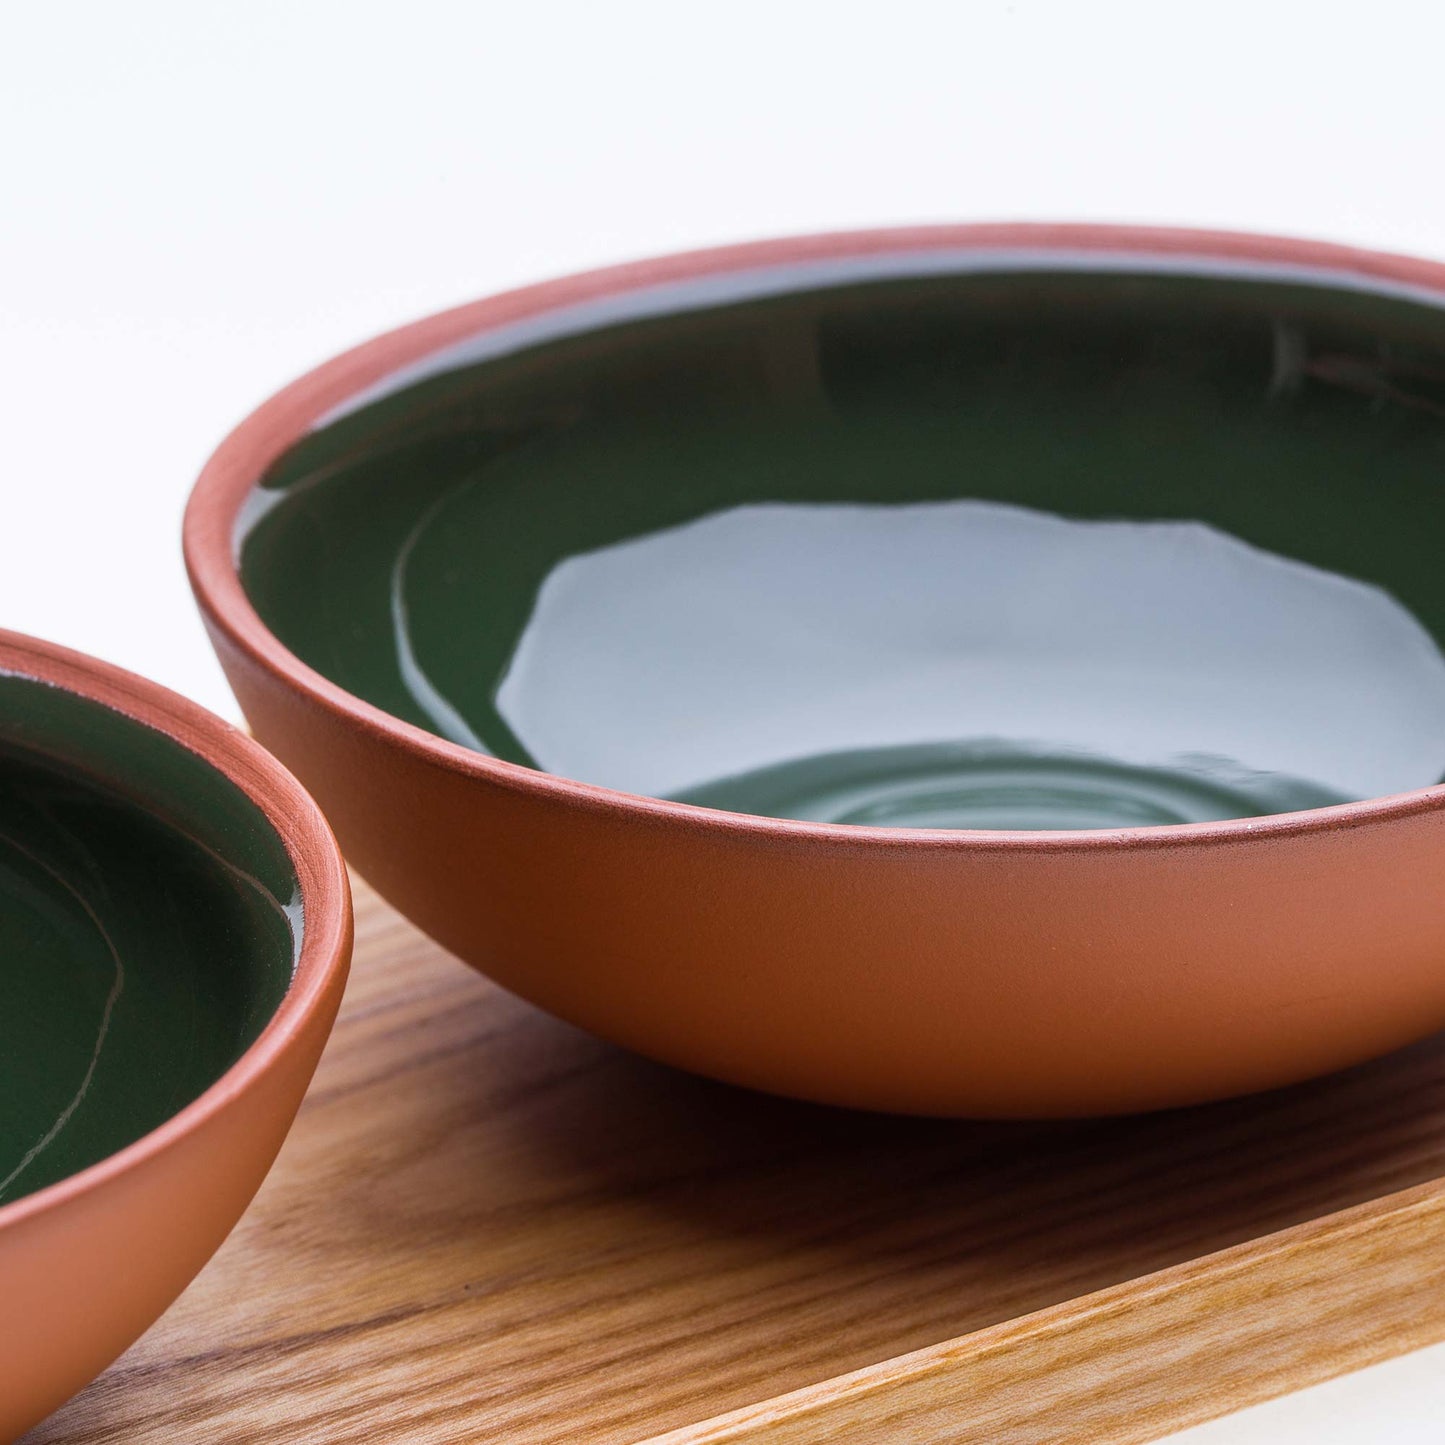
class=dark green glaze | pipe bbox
[239,264,1445,829]
[0,674,297,1205]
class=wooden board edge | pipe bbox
[635,1175,1445,1445]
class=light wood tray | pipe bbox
[31,880,1445,1444]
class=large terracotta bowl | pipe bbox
[186,224,1445,1118]
[0,631,350,1440]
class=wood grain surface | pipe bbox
[29,879,1445,1444]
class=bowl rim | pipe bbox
[0,627,352,1230]
[184,220,1445,854]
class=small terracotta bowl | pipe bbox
[0,631,350,1439]
[186,223,1445,1118]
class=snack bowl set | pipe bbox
[11,221,1445,1434]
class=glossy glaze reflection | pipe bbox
[239,263,1445,829]
[0,679,297,1205]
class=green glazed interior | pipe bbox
[0,673,298,1205]
[239,256,1445,830]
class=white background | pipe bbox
[4,3,1444,1439]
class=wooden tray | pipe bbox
[31,880,1445,1445]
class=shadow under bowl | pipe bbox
[185,222,1445,1118]
[0,631,350,1439]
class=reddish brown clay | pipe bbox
[185,225,1445,1118]
[0,632,351,1442]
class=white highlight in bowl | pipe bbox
[494,499,1445,805]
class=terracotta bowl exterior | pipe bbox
[185,224,1445,1118]
[0,632,351,1441]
